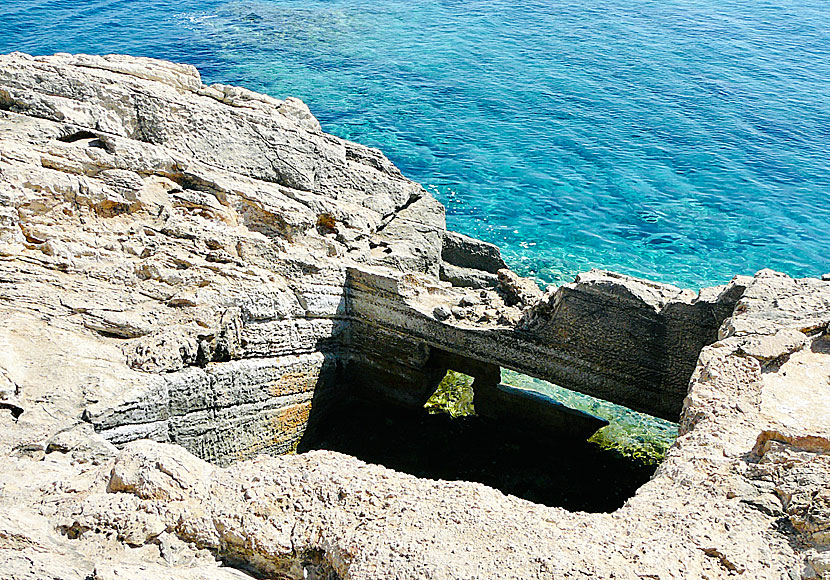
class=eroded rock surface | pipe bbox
[0,52,829,579]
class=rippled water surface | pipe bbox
[1,0,828,288]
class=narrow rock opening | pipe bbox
[168,172,221,195]
[298,366,666,512]
[0,402,23,421]
[59,130,107,149]
[0,89,13,112]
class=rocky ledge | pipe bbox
[1,52,829,579]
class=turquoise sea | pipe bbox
[1,0,828,290]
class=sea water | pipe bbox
[2,0,827,448]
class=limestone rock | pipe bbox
[496,267,542,307]
[438,261,498,288]
[720,269,830,337]
[439,230,506,288]
[0,51,827,580]
[432,305,451,320]
[441,230,507,273]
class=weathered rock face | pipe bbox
[0,50,448,465]
[1,52,829,579]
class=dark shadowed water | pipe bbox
[298,396,657,512]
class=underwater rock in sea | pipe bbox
[1,52,830,579]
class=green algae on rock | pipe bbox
[424,370,476,418]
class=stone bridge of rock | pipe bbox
[85,242,749,463]
[342,264,747,425]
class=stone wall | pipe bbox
[85,354,333,465]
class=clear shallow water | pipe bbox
[1,0,828,288]
[501,370,678,464]
[426,369,678,464]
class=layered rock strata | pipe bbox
[0,52,829,579]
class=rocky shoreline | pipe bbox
[1,52,829,579]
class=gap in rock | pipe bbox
[218,548,341,580]
[298,367,669,513]
[0,91,12,111]
[59,130,107,149]
[0,402,24,421]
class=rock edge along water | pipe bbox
[1,53,830,579]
